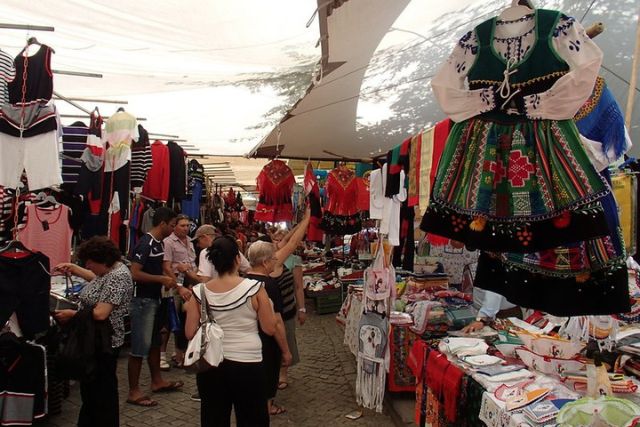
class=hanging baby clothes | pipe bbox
[254,159,294,222]
[303,163,324,242]
[0,44,61,190]
[474,74,631,316]
[421,10,609,253]
[321,164,362,235]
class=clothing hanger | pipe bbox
[0,239,31,253]
[498,0,535,21]
[116,107,125,113]
[22,36,55,55]
[34,194,59,208]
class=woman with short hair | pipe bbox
[53,236,134,427]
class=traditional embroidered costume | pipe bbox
[320,165,362,235]
[421,10,630,315]
[421,10,608,253]
[254,159,295,222]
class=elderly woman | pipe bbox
[53,236,134,427]
[246,240,295,416]
[185,236,276,427]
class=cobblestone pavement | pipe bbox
[43,311,396,426]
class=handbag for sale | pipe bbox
[184,284,224,373]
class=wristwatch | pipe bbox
[298,308,307,313]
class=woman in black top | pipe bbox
[246,241,292,416]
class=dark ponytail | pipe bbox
[206,236,240,275]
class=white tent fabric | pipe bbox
[0,0,320,156]
[0,1,637,161]
[253,0,640,160]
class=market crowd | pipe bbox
[53,206,311,427]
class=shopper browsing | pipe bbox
[126,207,183,407]
[53,236,134,427]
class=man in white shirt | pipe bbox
[193,224,251,281]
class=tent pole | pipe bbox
[54,91,92,115]
[625,6,640,129]
[53,96,127,105]
[52,69,103,78]
[0,23,54,31]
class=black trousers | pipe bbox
[196,359,269,427]
[77,349,119,427]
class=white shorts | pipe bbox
[0,130,62,190]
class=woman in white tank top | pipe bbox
[184,236,276,427]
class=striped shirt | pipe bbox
[61,123,88,185]
[0,49,15,106]
[131,125,152,189]
[275,267,297,320]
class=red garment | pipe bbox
[325,166,359,216]
[429,119,451,191]
[110,211,122,247]
[442,362,464,423]
[254,159,294,222]
[224,187,236,207]
[355,177,370,212]
[142,141,170,202]
[408,339,429,381]
[427,119,452,246]
[304,163,324,242]
[425,350,448,398]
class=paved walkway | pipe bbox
[43,311,396,426]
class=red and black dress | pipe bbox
[320,165,362,235]
[254,159,294,222]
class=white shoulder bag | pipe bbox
[184,284,224,372]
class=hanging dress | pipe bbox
[420,10,609,253]
[303,163,324,242]
[254,159,294,222]
[320,165,362,235]
[474,74,631,316]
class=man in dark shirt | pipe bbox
[126,207,183,407]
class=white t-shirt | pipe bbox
[197,248,251,279]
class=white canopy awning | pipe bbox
[252,0,640,161]
[0,0,321,156]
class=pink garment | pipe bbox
[18,204,72,272]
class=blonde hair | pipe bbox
[247,241,275,267]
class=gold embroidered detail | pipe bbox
[469,71,568,89]
[574,76,605,121]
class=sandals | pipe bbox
[126,396,158,407]
[269,403,287,416]
[151,380,184,393]
[277,381,289,390]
